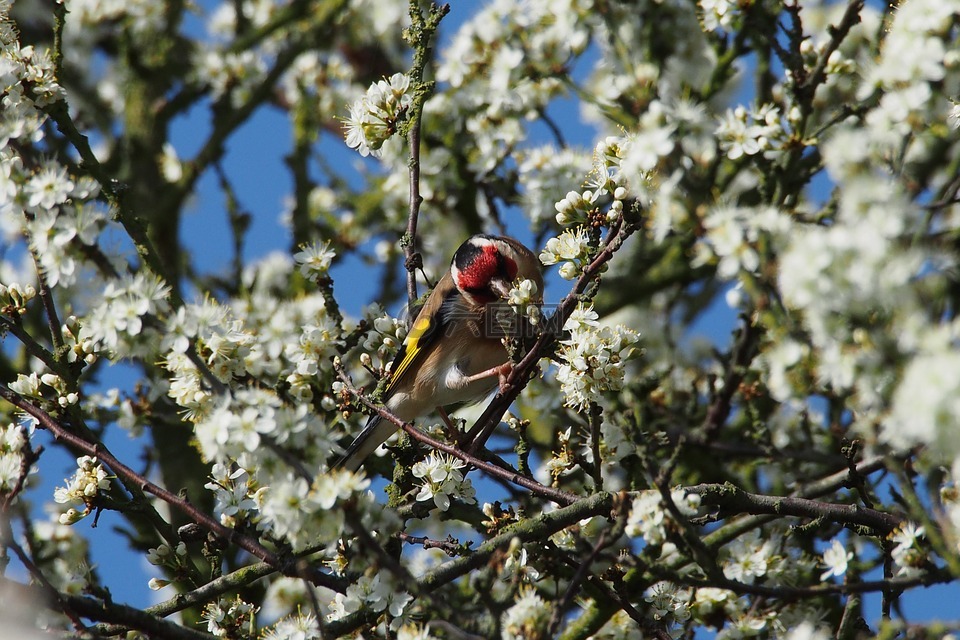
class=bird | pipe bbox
[336,234,543,471]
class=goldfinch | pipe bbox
[337,234,543,471]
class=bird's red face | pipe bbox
[451,235,520,304]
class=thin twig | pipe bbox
[401,1,450,307]
[569,455,896,637]
[398,532,470,557]
[404,108,423,307]
[701,315,759,439]
[588,402,603,489]
[26,244,66,355]
[170,1,351,239]
[0,316,67,378]
[538,107,567,148]
[656,476,726,583]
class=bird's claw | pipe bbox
[497,362,513,393]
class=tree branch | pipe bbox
[798,0,865,97]
[94,561,278,635]
[688,482,904,535]
[0,316,69,380]
[685,569,953,601]
[548,530,612,637]
[0,384,346,593]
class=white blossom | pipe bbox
[500,587,550,640]
[328,573,412,623]
[889,523,926,578]
[716,104,784,160]
[783,622,831,640]
[343,72,411,157]
[518,146,594,224]
[501,538,540,583]
[146,542,187,568]
[53,456,111,524]
[202,596,259,638]
[626,489,700,547]
[159,143,183,183]
[700,0,737,31]
[540,226,592,269]
[0,282,36,315]
[8,372,41,397]
[395,624,437,640]
[554,304,639,411]
[0,451,23,492]
[695,204,790,279]
[645,581,692,629]
[722,530,780,584]
[293,241,336,281]
[263,612,323,640]
[506,278,541,327]
[83,271,171,357]
[24,161,74,210]
[820,538,852,581]
[204,464,259,528]
[196,48,267,108]
[411,452,475,512]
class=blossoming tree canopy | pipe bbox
[1,0,960,638]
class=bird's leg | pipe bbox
[459,361,513,393]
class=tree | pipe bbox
[1,0,959,637]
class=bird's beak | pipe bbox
[489,278,512,299]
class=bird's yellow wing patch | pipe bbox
[385,314,437,393]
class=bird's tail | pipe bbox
[334,414,398,471]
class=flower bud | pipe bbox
[559,262,579,280]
